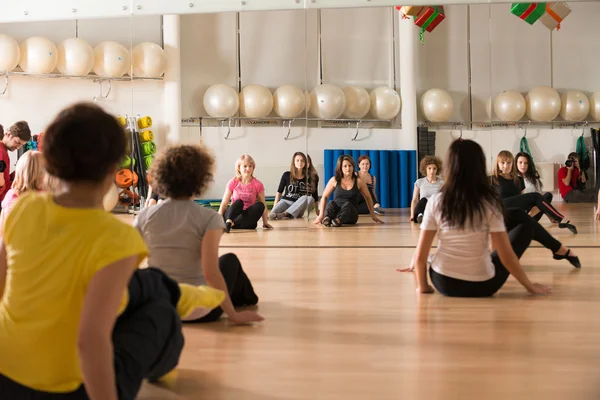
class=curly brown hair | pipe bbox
[419,155,442,176]
[150,144,215,198]
[44,103,126,182]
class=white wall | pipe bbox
[0,16,164,171]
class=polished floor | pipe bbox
[130,202,600,400]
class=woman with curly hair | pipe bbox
[134,144,264,325]
[409,155,444,223]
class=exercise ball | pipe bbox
[589,92,600,121]
[525,86,561,122]
[57,38,94,76]
[493,90,526,122]
[273,85,305,118]
[103,184,119,212]
[19,37,58,74]
[239,84,273,118]
[309,84,346,119]
[0,34,20,73]
[486,97,492,119]
[342,86,370,119]
[560,90,590,121]
[203,84,239,118]
[305,91,312,113]
[421,88,454,122]
[369,86,401,120]
[132,42,167,78]
[93,41,130,78]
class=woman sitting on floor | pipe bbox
[134,144,264,324]
[356,155,384,215]
[270,152,318,220]
[400,139,579,297]
[515,151,554,222]
[409,155,444,224]
[218,154,273,233]
[314,155,383,227]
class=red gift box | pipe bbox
[414,6,445,33]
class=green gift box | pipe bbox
[510,3,547,25]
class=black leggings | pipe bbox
[188,253,259,323]
[224,199,265,229]
[430,220,533,297]
[504,208,561,253]
[412,198,428,223]
[503,192,563,223]
[324,200,359,225]
[0,268,184,400]
[357,188,376,215]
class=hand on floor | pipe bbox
[263,223,274,229]
[230,310,265,325]
[527,283,552,295]
[372,216,384,224]
[416,285,434,294]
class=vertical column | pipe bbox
[398,13,417,151]
[162,14,181,145]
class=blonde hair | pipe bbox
[235,154,256,180]
[492,150,520,185]
[11,151,46,196]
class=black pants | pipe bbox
[504,208,561,253]
[224,199,265,229]
[188,253,259,323]
[0,268,184,400]
[429,220,533,297]
[324,200,359,225]
[412,198,428,223]
[564,187,599,203]
[356,188,376,215]
[503,192,564,223]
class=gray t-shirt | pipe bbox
[415,177,444,200]
[133,199,225,285]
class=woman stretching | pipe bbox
[314,155,383,227]
[491,150,576,234]
[218,154,273,233]
[356,155,384,215]
[0,103,225,400]
[134,145,264,324]
[515,152,553,222]
[409,155,444,223]
[400,139,578,297]
[270,152,318,220]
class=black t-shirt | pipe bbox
[491,175,524,199]
[277,171,319,202]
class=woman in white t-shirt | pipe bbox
[400,139,553,297]
[409,155,444,223]
[515,152,553,221]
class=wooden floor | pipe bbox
[125,202,600,400]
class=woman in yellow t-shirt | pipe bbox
[0,103,224,400]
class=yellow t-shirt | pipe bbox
[0,192,148,393]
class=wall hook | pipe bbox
[222,119,232,140]
[283,119,293,140]
[351,120,362,141]
[0,72,8,96]
[582,121,588,137]
[93,79,112,101]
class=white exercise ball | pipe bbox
[525,86,561,122]
[421,88,454,122]
[310,84,346,119]
[589,92,600,121]
[93,41,130,78]
[57,38,94,76]
[342,86,370,119]
[305,91,312,114]
[103,184,119,212]
[0,34,20,73]
[493,90,526,122]
[132,42,167,78]
[560,90,590,122]
[486,97,492,119]
[369,86,401,120]
[239,84,273,118]
[19,37,58,74]
[203,84,239,118]
[273,85,305,118]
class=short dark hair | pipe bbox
[43,103,126,182]
[150,144,215,198]
[9,121,32,141]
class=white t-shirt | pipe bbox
[522,177,538,194]
[415,177,444,200]
[420,193,506,282]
